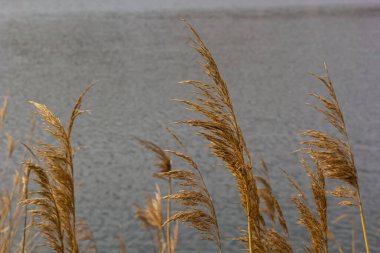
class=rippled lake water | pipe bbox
[0,6,379,252]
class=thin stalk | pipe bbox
[346,122,369,252]
[324,226,328,253]
[357,192,370,253]
[245,194,253,253]
[346,123,369,253]
[70,162,78,252]
[50,187,65,253]
[352,220,355,253]
[21,121,36,253]
[67,137,79,253]
[21,167,30,253]
[167,177,172,253]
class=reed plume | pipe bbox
[0,96,35,253]
[21,113,38,253]
[24,85,93,253]
[135,185,167,253]
[139,140,173,253]
[257,160,288,234]
[174,21,295,252]
[288,158,328,253]
[300,64,370,252]
[160,150,222,253]
[236,160,292,252]
[0,170,23,253]
[176,21,263,252]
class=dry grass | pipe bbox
[135,184,179,253]
[0,97,36,253]
[23,85,94,253]
[299,64,370,252]
[257,160,288,234]
[0,21,374,253]
[135,185,165,252]
[174,21,292,252]
[138,140,175,253]
[176,21,263,252]
[288,158,328,253]
[162,150,222,252]
[0,170,22,252]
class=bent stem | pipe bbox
[167,177,172,253]
[357,191,370,253]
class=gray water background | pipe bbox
[0,2,380,252]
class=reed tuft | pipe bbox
[176,20,263,252]
[24,85,93,253]
[135,185,168,253]
[175,21,294,252]
[289,158,328,253]
[161,150,222,252]
[300,64,370,252]
[139,139,174,253]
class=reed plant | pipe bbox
[0,96,36,253]
[172,21,292,253]
[140,138,223,252]
[298,64,370,252]
[138,140,177,253]
[23,84,95,253]
[0,21,374,253]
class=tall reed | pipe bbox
[0,170,22,252]
[0,96,37,253]
[135,185,168,253]
[139,134,222,252]
[287,158,328,253]
[300,64,370,252]
[175,21,291,252]
[162,150,222,252]
[0,20,375,253]
[24,85,93,253]
[139,140,174,253]
[176,21,261,252]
